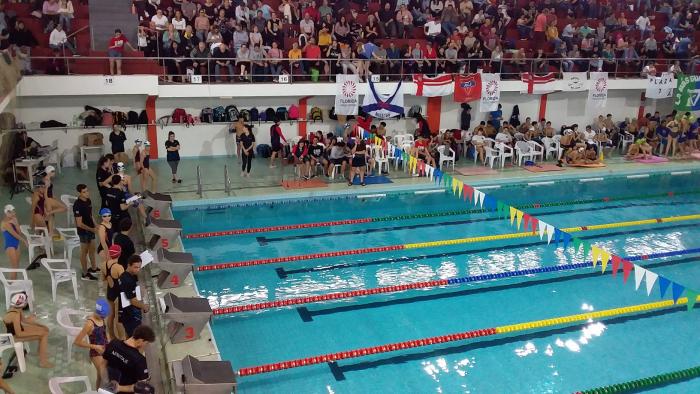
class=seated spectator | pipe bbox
[194,9,211,42]
[303,37,324,78]
[333,15,351,44]
[267,41,284,79]
[102,325,155,393]
[207,25,223,47]
[49,24,78,56]
[279,0,296,24]
[232,24,248,51]
[289,41,304,74]
[213,42,234,82]
[265,12,283,47]
[42,0,60,33]
[396,4,413,38]
[180,0,197,21]
[187,41,210,78]
[162,23,181,49]
[150,9,168,32]
[10,21,38,75]
[377,2,397,38]
[235,44,250,80]
[424,16,443,46]
[642,35,658,59]
[364,15,379,41]
[3,293,53,368]
[299,13,315,45]
[250,44,267,82]
[58,0,74,32]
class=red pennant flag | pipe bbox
[464,184,473,203]
[611,255,622,277]
[522,213,531,232]
[622,259,634,283]
[530,217,538,234]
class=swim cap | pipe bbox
[135,139,142,144]
[10,293,27,308]
[108,244,122,259]
[117,162,125,171]
[99,208,112,216]
[144,140,151,146]
[3,204,15,214]
[45,165,55,173]
[95,298,110,318]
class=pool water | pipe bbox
[177,173,700,393]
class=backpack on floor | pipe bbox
[249,107,259,123]
[200,107,214,123]
[172,108,188,123]
[309,106,322,122]
[256,144,272,158]
[126,111,140,126]
[276,106,288,121]
[265,107,276,121]
[239,109,250,122]
[213,106,226,122]
[225,105,239,122]
[288,104,299,120]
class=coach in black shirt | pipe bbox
[73,184,99,280]
[113,217,135,269]
[103,325,155,393]
[104,175,130,225]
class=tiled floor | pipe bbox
[1,153,699,392]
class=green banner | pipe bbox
[674,74,700,112]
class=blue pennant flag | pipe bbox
[562,232,572,249]
[672,282,685,304]
[658,276,671,298]
[553,228,562,247]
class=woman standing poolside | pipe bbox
[2,205,26,280]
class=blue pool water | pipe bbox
[177,173,700,393]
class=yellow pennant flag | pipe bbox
[452,179,458,195]
[456,180,463,198]
[516,210,524,230]
[600,250,611,273]
[591,246,601,268]
[509,206,517,225]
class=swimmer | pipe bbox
[74,298,110,389]
[3,293,53,369]
[2,205,26,280]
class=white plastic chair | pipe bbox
[0,269,35,312]
[374,145,390,174]
[483,145,501,168]
[527,141,545,161]
[619,132,634,152]
[386,143,399,169]
[497,143,514,168]
[20,225,53,263]
[0,333,26,374]
[56,307,88,362]
[40,258,78,302]
[49,376,97,394]
[515,141,538,166]
[56,228,81,264]
[552,135,564,159]
[461,131,473,158]
[437,145,456,172]
[60,195,77,226]
[541,137,558,160]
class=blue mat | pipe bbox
[351,175,393,185]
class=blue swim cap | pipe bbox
[99,208,112,216]
[95,298,110,318]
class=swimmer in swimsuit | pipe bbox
[100,245,124,340]
[96,208,115,263]
[74,298,110,389]
[30,181,48,230]
[138,141,156,192]
[2,205,26,280]
[3,293,53,369]
[41,165,66,237]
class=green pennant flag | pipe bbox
[674,73,700,112]
[497,201,505,219]
[581,241,590,262]
[687,289,699,311]
[573,238,583,252]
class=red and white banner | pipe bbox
[413,74,454,97]
[453,74,481,103]
[520,72,556,94]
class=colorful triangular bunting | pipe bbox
[645,270,658,296]
[672,282,685,304]
[658,276,671,298]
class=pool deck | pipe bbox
[0,153,699,392]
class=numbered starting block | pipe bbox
[146,218,182,246]
[161,293,212,344]
[155,248,194,289]
[141,190,173,212]
[172,355,236,394]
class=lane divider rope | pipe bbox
[212,248,700,315]
[197,214,700,271]
[185,190,699,239]
[236,296,700,377]
[574,365,700,394]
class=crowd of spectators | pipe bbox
[125,0,700,81]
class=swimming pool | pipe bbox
[177,172,700,393]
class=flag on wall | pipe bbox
[361,80,404,119]
[413,74,454,97]
[480,73,501,112]
[587,72,608,109]
[334,74,359,115]
[454,74,482,102]
[674,74,700,111]
[562,72,588,91]
[520,72,556,94]
[646,72,674,99]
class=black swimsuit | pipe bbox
[105,260,121,301]
[97,223,114,253]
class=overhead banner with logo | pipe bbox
[454,74,481,103]
[674,74,700,112]
[480,73,501,112]
[587,72,608,109]
[562,72,588,91]
[646,72,674,99]
[334,74,359,115]
[361,80,404,119]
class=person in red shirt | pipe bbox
[304,1,320,22]
[303,37,324,77]
[107,29,136,75]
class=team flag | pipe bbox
[453,74,482,102]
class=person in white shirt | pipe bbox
[171,10,186,31]
[424,16,442,45]
[495,130,512,145]
[150,9,168,32]
[49,23,78,55]
[635,13,651,39]
[235,3,250,24]
[582,125,596,143]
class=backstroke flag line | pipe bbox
[334,74,359,115]
[674,74,700,112]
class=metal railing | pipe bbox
[27,55,692,82]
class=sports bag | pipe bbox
[127,111,140,126]
[265,107,276,121]
[239,109,250,122]
[225,105,239,122]
[288,104,299,120]
[249,107,259,122]
[276,106,288,121]
[309,106,322,122]
[256,144,272,158]
[200,107,214,123]
[172,108,188,123]
[213,106,226,122]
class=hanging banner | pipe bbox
[562,72,588,91]
[334,74,359,115]
[454,73,482,103]
[361,80,404,119]
[587,72,608,109]
[674,74,700,112]
[646,72,674,99]
[520,72,556,94]
[413,74,454,97]
[479,73,501,112]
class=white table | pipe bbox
[12,154,48,197]
[80,145,104,170]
